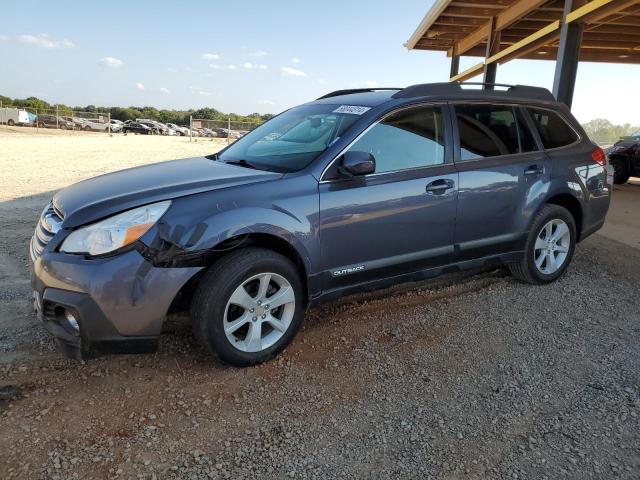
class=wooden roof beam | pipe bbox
[449,62,485,82]
[485,20,561,64]
[566,0,640,24]
[454,0,550,55]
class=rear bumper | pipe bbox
[30,248,202,360]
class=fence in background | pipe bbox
[189,117,262,144]
[0,101,112,134]
[0,101,264,140]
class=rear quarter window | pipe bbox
[527,108,579,149]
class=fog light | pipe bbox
[64,310,80,332]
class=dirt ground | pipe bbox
[0,130,638,479]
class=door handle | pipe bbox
[524,165,544,175]
[425,178,455,194]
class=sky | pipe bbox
[1,0,639,125]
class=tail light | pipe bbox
[592,147,607,166]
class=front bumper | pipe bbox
[31,247,202,359]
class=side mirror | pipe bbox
[340,151,376,177]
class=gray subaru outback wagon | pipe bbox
[30,82,612,366]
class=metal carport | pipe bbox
[405,0,640,107]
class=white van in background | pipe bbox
[0,107,32,126]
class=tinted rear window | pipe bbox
[527,108,578,149]
[455,105,521,159]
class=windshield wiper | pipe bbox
[223,159,259,170]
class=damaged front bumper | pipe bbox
[30,248,202,359]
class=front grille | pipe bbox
[30,203,64,260]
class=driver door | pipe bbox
[318,104,458,290]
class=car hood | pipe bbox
[53,156,281,227]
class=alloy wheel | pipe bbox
[223,272,296,352]
[533,219,571,275]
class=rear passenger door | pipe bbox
[452,103,549,259]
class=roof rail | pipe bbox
[392,82,555,102]
[316,88,401,100]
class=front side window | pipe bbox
[528,108,579,149]
[346,106,445,174]
[218,104,361,172]
[456,105,521,159]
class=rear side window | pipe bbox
[455,105,521,159]
[348,106,445,174]
[527,108,579,149]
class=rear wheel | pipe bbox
[7,119,14,126]
[191,248,305,367]
[509,204,576,284]
[610,157,630,184]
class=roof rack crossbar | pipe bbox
[391,82,555,102]
[316,88,401,100]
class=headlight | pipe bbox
[60,200,171,256]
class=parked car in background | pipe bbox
[110,119,124,132]
[60,116,82,130]
[76,118,109,132]
[167,123,189,136]
[138,119,171,135]
[36,114,75,129]
[136,120,161,134]
[201,128,218,138]
[214,128,242,139]
[122,120,152,135]
[30,82,611,366]
[607,138,640,184]
[0,107,32,126]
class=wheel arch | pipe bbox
[544,193,584,241]
[168,232,310,313]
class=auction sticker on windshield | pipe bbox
[333,105,371,115]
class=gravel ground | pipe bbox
[0,131,638,479]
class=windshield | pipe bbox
[217,104,363,172]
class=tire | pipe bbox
[83,126,91,131]
[191,248,305,367]
[610,157,630,185]
[7,119,14,126]
[509,204,576,285]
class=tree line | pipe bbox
[2,94,637,143]
[581,118,639,146]
[0,94,275,126]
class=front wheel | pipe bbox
[509,204,576,284]
[191,248,305,367]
